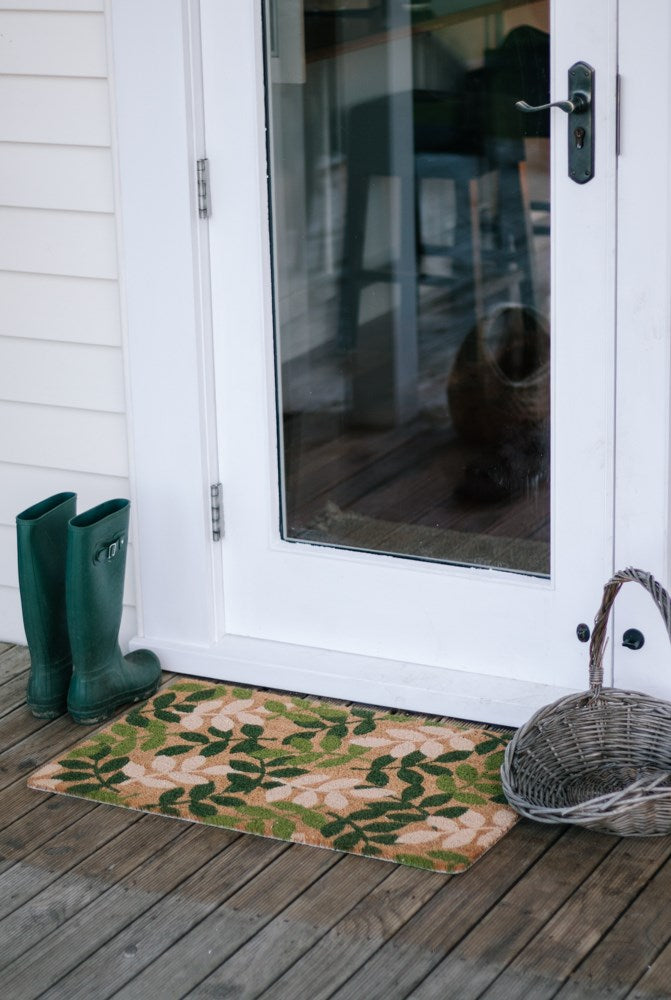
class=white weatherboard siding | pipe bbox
[0,4,136,646]
[0,1,103,11]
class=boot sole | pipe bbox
[68,679,161,726]
[28,704,67,720]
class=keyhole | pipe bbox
[574,126,586,150]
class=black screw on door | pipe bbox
[576,623,591,642]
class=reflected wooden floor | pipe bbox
[2,643,671,999]
[281,302,551,575]
[284,410,550,575]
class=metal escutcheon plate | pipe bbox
[567,61,594,184]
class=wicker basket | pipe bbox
[501,568,671,836]
[447,303,550,448]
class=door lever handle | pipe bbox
[515,94,589,115]
[516,61,595,184]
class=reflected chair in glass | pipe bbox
[337,87,536,426]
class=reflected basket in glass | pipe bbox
[501,568,671,836]
[446,303,550,448]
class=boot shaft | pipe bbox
[16,492,76,669]
[66,498,130,675]
[65,497,161,724]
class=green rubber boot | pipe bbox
[66,498,161,725]
[16,492,76,718]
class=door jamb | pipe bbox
[106,0,224,647]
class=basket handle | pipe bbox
[588,567,671,694]
[465,304,550,365]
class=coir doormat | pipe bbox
[28,679,517,874]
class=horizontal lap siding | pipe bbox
[0,11,107,76]
[0,5,137,643]
[0,77,111,144]
[0,402,129,495]
[0,339,125,411]
[0,144,114,212]
[0,207,118,278]
[0,273,120,346]
[0,463,130,524]
[0,2,103,10]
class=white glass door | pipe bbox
[201,0,618,702]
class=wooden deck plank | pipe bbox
[112,841,345,999]
[0,670,175,799]
[0,749,99,837]
[0,668,191,846]
[0,791,97,876]
[627,938,671,999]
[404,827,618,1000]
[0,644,30,684]
[257,861,451,1000]
[0,812,181,977]
[0,642,14,657]
[190,852,395,999]
[0,668,33,719]
[41,832,293,999]
[480,835,671,1000]
[0,801,142,924]
[330,821,564,1000]
[1,744,109,835]
[0,711,105,836]
[0,820,231,999]
[553,856,671,1000]
[0,710,96,789]
[0,702,54,758]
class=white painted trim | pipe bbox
[106,0,223,647]
[611,0,671,700]
[129,632,577,728]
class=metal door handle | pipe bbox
[515,95,588,115]
[515,61,595,184]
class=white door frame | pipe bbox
[612,0,671,699]
[202,0,618,693]
[107,0,671,724]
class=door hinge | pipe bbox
[210,482,222,541]
[197,158,210,219]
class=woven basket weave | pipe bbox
[501,568,671,836]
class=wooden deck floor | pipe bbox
[2,642,671,1000]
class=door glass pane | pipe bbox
[265,0,550,576]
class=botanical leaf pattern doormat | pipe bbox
[28,679,517,874]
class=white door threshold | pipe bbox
[130,633,577,728]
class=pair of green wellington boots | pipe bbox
[16,493,161,724]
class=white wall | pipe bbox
[0,0,136,645]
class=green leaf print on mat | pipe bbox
[28,680,517,874]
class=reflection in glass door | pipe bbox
[266,0,550,576]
